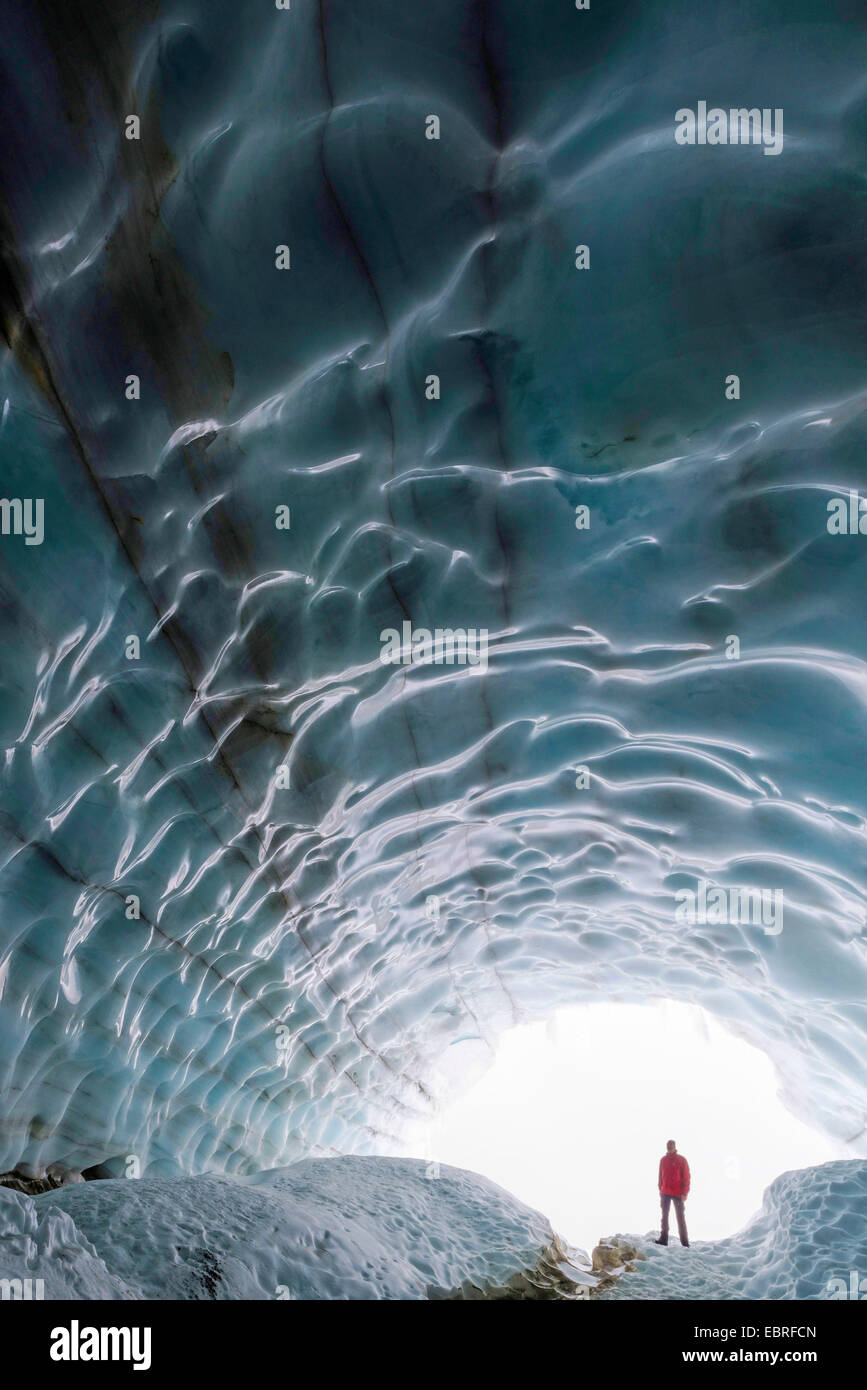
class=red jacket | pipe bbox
[659,1152,690,1197]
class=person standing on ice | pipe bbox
[654,1139,690,1247]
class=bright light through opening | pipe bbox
[412,1002,846,1253]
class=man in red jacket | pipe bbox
[655,1139,690,1247]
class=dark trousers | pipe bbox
[659,1193,689,1245]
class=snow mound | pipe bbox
[0,1157,595,1301]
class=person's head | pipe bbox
[666,1139,677,1153]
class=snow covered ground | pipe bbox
[0,1157,592,1300]
[1,1155,864,1300]
[2,0,867,1196]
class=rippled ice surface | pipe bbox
[0,0,866,1193]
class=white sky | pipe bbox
[409,1000,846,1252]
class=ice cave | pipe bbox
[0,0,866,1308]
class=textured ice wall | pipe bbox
[0,0,867,1177]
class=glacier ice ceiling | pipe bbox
[1,0,867,1211]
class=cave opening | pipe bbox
[412,1001,845,1253]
